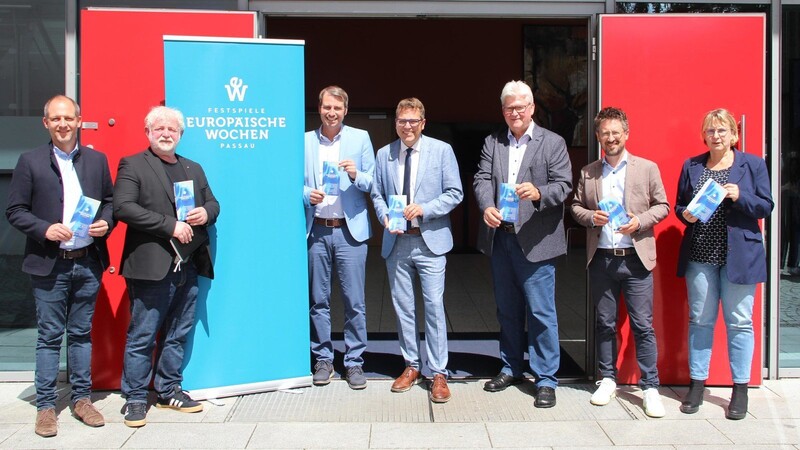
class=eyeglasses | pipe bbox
[502,104,530,115]
[599,131,623,140]
[396,118,423,127]
[705,128,729,137]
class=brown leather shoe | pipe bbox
[430,374,451,403]
[35,408,57,437]
[391,366,421,393]
[73,398,105,427]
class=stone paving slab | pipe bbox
[598,419,732,446]
[122,422,255,448]
[433,381,636,422]
[0,422,134,449]
[708,418,800,445]
[486,421,612,447]
[248,422,371,448]
[369,423,492,448]
[229,381,430,423]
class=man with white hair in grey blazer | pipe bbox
[474,80,572,408]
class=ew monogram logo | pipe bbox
[225,77,248,101]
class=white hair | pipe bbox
[500,80,534,105]
[144,106,185,132]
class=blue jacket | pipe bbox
[675,150,773,284]
[371,135,463,258]
[303,125,375,243]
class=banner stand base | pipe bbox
[187,376,312,401]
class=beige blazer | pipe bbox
[570,153,669,271]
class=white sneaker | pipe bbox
[590,378,617,406]
[643,388,666,418]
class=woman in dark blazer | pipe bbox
[675,108,773,420]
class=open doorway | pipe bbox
[279,17,591,379]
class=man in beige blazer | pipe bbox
[570,107,669,418]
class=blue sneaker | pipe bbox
[124,402,147,428]
[345,366,367,390]
[313,361,334,386]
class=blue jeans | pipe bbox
[386,234,449,376]
[31,255,102,410]
[685,261,755,384]
[491,231,560,388]
[590,253,659,389]
[121,262,198,403]
[308,223,368,368]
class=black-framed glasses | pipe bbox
[396,118,424,127]
[502,104,530,115]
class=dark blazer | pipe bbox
[114,149,220,281]
[675,149,773,284]
[570,153,670,271]
[473,125,573,263]
[6,143,114,276]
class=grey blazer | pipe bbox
[569,153,669,271]
[371,135,463,258]
[473,125,573,263]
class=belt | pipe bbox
[58,247,89,259]
[599,247,636,257]
[499,222,516,234]
[404,227,421,235]
[314,217,345,228]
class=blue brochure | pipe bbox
[497,183,520,222]
[174,180,195,221]
[388,195,407,232]
[598,197,631,230]
[69,195,100,238]
[687,178,727,223]
[322,161,340,196]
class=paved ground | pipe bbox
[0,378,799,449]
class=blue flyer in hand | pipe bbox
[598,197,631,230]
[323,161,340,196]
[687,178,727,223]
[388,195,407,232]
[69,195,100,238]
[173,180,195,221]
[497,183,520,222]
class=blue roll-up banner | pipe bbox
[164,36,309,399]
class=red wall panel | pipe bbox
[599,14,766,385]
[80,8,256,389]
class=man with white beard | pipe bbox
[114,106,220,428]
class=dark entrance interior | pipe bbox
[268,16,590,378]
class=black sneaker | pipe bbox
[156,386,203,413]
[313,361,334,386]
[124,402,147,428]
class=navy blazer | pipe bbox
[114,149,220,281]
[6,143,115,276]
[675,150,773,284]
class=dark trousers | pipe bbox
[589,252,659,389]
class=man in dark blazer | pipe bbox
[570,107,669,418]
[6,95,113,437]
[113,106,220,428]
[473,81,572,408]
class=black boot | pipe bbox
[726,383,748,420]
[680,379,705,414]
